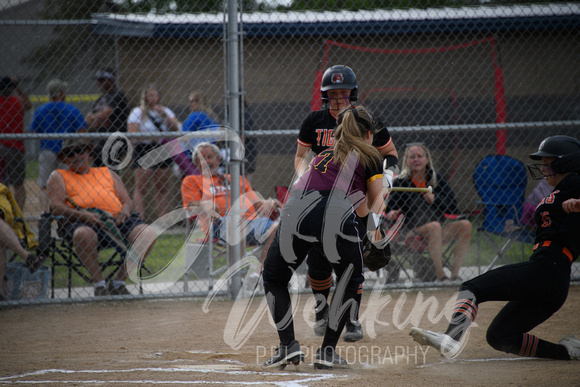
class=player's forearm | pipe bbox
[563,198,580,213]
[294,156,309,175]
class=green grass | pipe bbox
[462,217,534,267]
[26,159,39,180]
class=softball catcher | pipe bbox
[263,106,385,369]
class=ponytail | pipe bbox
[334,106,381,170]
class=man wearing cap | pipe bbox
[30,79,86,210]
[46,138,156,296]
[0,75,32,211]
[85,68,130,167]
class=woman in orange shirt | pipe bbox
[47,138,156,297]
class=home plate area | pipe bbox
[0,350,350,385]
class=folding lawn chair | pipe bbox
[38,211,151,298]
[0,183,50,301]
[473,155,535,272]
[379,213,456,283]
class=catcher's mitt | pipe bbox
[363,230,392,272]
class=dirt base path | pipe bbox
[1,287,579,385]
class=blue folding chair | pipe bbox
[473,155,535,272]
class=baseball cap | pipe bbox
[56,138,93,160]
[47,79,68,97]
[94,68,116,81]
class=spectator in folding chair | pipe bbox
[46,138,156,296]
[385,143,472,282]
[180,142,281,249]
[0,183,45,301]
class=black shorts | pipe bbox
[132,143,173,169]
[59,213,145,250]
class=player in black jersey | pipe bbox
[410,135,580,360]
[263,106,386,369]
[295,65,398,172]
[295,65,399,342]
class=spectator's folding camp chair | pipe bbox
[379,213,457,283]
[1,183,51,301]
[473,155,535,272]
[183,187,280,292]
[0,183,38,254]
[38,211,150,298]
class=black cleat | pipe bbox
[263,340,305,368]
[314,347,347,369]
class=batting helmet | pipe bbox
[321,65,358,104]
[529,135,580,174]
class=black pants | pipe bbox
[262,193,365,348]
[462,248,571,358]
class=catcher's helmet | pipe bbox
[529,135,580,174]
[321,65,358,104]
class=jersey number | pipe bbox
[540,211,551,228]
[313,150,334,173]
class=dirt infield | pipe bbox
[1,286,579,386]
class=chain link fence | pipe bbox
[1,1,579,304]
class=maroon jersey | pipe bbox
[293,148,382,209]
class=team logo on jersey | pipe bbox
[331,73,344,84]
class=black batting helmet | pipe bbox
[321,65,358,104]
[529,135,580,174]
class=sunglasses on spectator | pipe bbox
[63,146,88,158]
